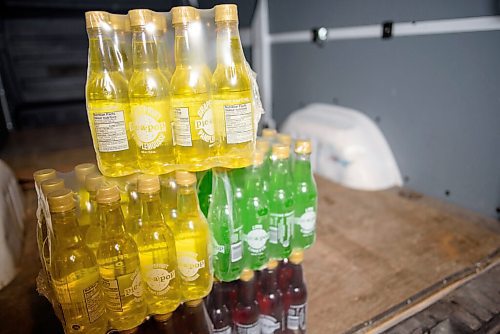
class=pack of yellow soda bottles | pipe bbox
[85,5,262,177]
[35,164,213,333]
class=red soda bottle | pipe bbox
[208,280,234,333]
[233,269,261,333]
[278,258,293,294]
[174,299,212,334]
[283,251,307,334]
[258,260,285,333]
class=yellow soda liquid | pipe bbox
[135,175,181,319]
[171,7,215,170]
[96,183,147,331]
[83,172,104,255]
[47,188,107,334]
[174,171,213,301]
[110,14,133,79]
[74,163,97,230]
[85,12,138,177]
[159,173,178,231]
[128,9,174,175]
[212,5,254,168]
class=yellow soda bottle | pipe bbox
[83,172,105,255]
[152,12,173,81]
[174,171,213,301]
[74,163,97,230]
[128,9,174,175]
[212,4,254,168]
[96,183,147,331]
[124,175,142,239]
[159,173,177,231]
[171,7,215,170]
[85,11,138,177]
[47,188,107,333]
[136,174,181,320]
[110,14,133,79]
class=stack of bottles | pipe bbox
[34,166,213,333]
[85,5,261,177]
[205,130,318,282]
[206,251,308,334]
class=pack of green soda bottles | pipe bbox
[85,5,263,178]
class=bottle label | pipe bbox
[93,111,129,152]
[83,280,106,323]
[235,321,260,334]
[144,264,176,296]
[245,225,268,254]
[231,240,243,262]
[173,107,192,147]
[269,211,294,247]
[173,101,214,146]
[196,101,215,144]
[297,207,316,236]
[260,314,281,334]
[286,303,307,331]
[101,269,143,312]
[131,104,168,151]
[178,251,206,282]
[224,102,253,144]
[213,325,232,334]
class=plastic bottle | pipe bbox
[160,173,178,231]
[96,183,147,331]
[85,12,137,177]
[242,150,270,270]
[292,140,317,250]
[208,280,233,334]
[47,188,107,334]
[171,6,214,170]
[283,251,307,334]
[233,269,260,333]
[258,260,285,334]
[109,14,133,79]
[196,169,213,217]
[136,174,181,321]
[211,4,254,168]
[83,172,105,255]
[268,144,294,260]
[128,9,174,174]
[152,12,173,81]
[174,171,213,301]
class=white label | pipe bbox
[83,280,106,323]
[269,227,278,244]
[224,103,253,144]
[93,111,129,152]
[236,321,260,334]
[178,252,205,281]
[297,207,316,235]
[123,269,143,299]
[270,211,294,247]
[231,241,243,262]
[260,315,281,334]
[246,225,268,253]
[132,106,167,150]
[145,264,175,296]
[196,101,215,144]
[174,107,192,147]
[287,303,307,331]
[213,325,232,334]
[100,277,122,312]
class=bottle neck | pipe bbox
[261,268,278,293]
[140,191,164,226]
[216,21,244,66]
[87,28,119,73]
[88,191,99,225]
[294,153,313,179]
[244,163,264,193]
[290,262,304,286]
[270,157,290,187]
[160,177,177,212]
[99,201,126,235]
[177,184,201,217]
[212,282,227,309]
[51,209,82,248]
[174,23,202,66]
[132,26,159,70]
[239,279,256,304]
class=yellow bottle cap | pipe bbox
[262,128,277,139]
[153,12,167,33]
[128,9,154,27]
[289,250,304,264]
[295,139,312,155]
[256,138,270,153]
[267,259,279,270]
[214,4,238,23]
[240,269,254,282]
[74,163,97,186]
[85,11,110,30]
[185,299,203,307]
[96,182,121,204]
[33,168,56,185]
[110,14,129,31]
[172,6,198,25]
[48,188,75,213]
[85,172,104,193]
[277,133,292,146]
[153,312,173,322]
[137,174,160,193]
[41,178,65,196]
[175,171,196,186]
[272,144,290,159]
[253,150,264,166]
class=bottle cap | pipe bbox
[262,128,277,138]
[267,259,279,270]
[253,150,264,166]
[48,188,75,213]
[153,312,173,322]
[172,6,198,25]
[41,178,65,196]
[74,163,97,186]
[85,11,110,30]
[96,182,121,204]
[277,133,292,146]
[240,269,254,281]
[214,4,238,23]
[33,168,56,185]
[128,9,154,27]
[256,138,270,153]
[110,14,129,31]
[289,250,304,264]
[152,12,167,33]
[272,144,290,159]
[295,139,312,154]
[85,172,105,193]
[137,174,160,193]
[185,299,203,307]
[175,171,196,186]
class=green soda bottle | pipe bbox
[208,168,243,281]
[196,169,213,218]
[292,139,318,250]
[242,150,270,270]
[268,144,294,260]
[256,138,271,193]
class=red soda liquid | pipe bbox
[258,260,285,333]
[283,252,307,334]
[233,269,261,333]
